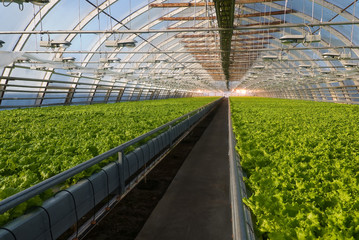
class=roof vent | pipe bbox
[320,70,331,74]
[155,57,168,63]
[344,62,357,69]
[105,39,137,48]
[322,52,340,59]
[30,0,49,5]
[253,65,265,70]
[62,66,78,70]
[300,73,311,78]
[299,64,311,69]
[174,66,184,71]
[30,66,47,71]
[62,57,76,63]
[280,34,305,44]
[304,34,321,43]
[278,55,288,61]
[54,57,75,63]
[16,57,31,63]
[40,40,71,48]
[100,57,121,63]
[138,66,149,70]
[68,72,81,77]
[262,55,278,61]
[98,66,114,71]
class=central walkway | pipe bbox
[136,99,232,240]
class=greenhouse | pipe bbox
[1,0,359,239]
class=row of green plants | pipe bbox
[230,97,359,239]
[0,97,218,225]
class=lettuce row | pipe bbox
[230,97,359,240]
[0,97,218,225]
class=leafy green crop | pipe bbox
[230,97,359,239]
[0,97,218,225]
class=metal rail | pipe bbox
[234,20,359,30]
[0,28,229,35]
[228,99,255,240]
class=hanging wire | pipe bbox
[147,0,150,31]
[194,0,197,28]
[129,0,131,30]
[55,190,79,240]
[205,0,209,29]
[96,0,103,60]
[312,0,315,22]
[85,0,192,75]
[288,0,293,35]
[261,3,266,55]
[283,0,289,36]
[106,0,113,61]
[267,3,272,55]
[351,0,357,45]
[100,169,111,210]
[39,5,43,34]
[32,4,40,47]
[108,0,113,31]
[37,206,54,240]
[81,178,97,224]
[78,0,83,62]
[320,0,324,35]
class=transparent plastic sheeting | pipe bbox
[1,0,359,103]
[0,52,23,68]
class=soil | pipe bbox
[83,105,218,240]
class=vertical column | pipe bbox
[0,68,12,106]
[339,81,351,103]
[327,84,337,102]
[137,89,143,101]
[154,89,161,99]
[352,80,359,103]
[35,71,52,106]
[63,74,81,105]
[127,83,135,101]
[148,90,154,100]
[142,88,149,100]
[298,87,306,100]
[166,90,171,99]
[311,85,318,101]
[0,84,5,106]
[304,86,313,100]
[116,89,124,102]
[65,88,75,105]
[90,85,99,104]
[317,86,324,101]
[104,88,112,103]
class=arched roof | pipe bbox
[0,0,358,107]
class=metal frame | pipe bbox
[2,1,359,100]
